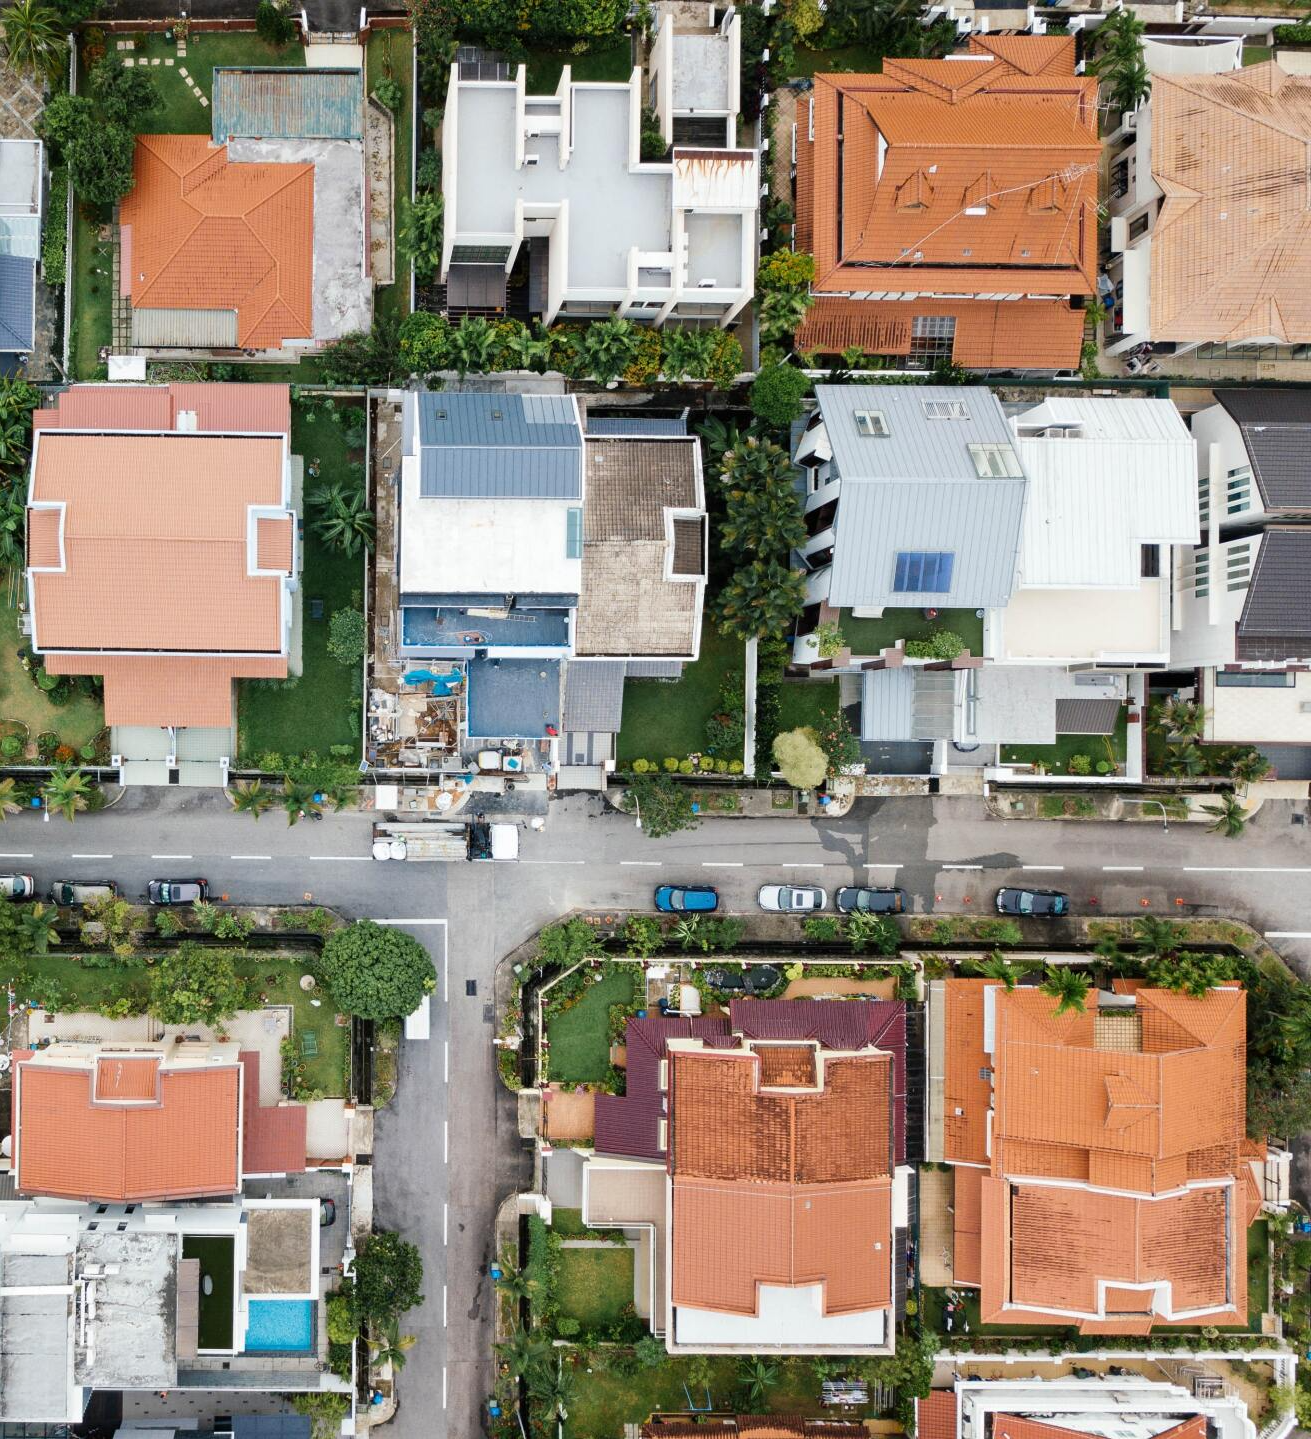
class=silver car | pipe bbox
[758,884,828,913]
[0,875,34,900]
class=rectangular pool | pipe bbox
[244,1298,315,1353]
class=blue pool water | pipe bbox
[244,1298,314,1353]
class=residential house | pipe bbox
[11,1041,306,1202]
[580,999,909,1353]
[1104,62,1311,360]
[928,979,1262,1332]
[392,391,706,782]
[439,33,756,326]
[119,68,370,355]
[918,1373,1260,1439]
[25,382,298,785]
[0,1193,344,1422]
[792,36,1099,370]
[0,138,42,366]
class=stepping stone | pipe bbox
[115,39,125,49]
[198,95,208,106]
[151,57,160,65]
[179,66,188,76]
[121,56,132,65]
[165,57,173,65]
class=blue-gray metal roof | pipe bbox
[814,384,1027,610]
[212,68,363,141]
[467,656,561,739]
[232,1418,313,1439]
[0,255,34,353]
[586,415,688,437]
[417,392,584,499]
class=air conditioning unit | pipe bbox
[697,277,717,288]
[524,153,540,167]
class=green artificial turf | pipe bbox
[526,37,633,92]
[183,1234,236,1349]
[546,968,637,1083]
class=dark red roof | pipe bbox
[730,998,908,1163]
[593,1016,731,1161]
[240,1051,308,1176]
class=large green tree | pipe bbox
[148,943,250,1026]
[620,772,701,840]
[712,557,807,640]
[352,1230,424,1322]
[67,123,136,207]
[319,919,436,1019]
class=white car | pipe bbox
[0,875,33,899]
[758,884,828,913]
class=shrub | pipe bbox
[750,361,811,427]
[803,916,842,941]
[148,943,250,1026]
[1067,754,1092,776]
[255,0,299,46]
[757,250,816,289]
[373,75,404,111]
[662,757,680,772]
[319,920,436,1020]
[326,1289,358,1344]
[352,1231,424,1323]
[622,326,663,384]
[398,311,451,374]
[328,609,367,666]
[773,727,827,788]
[705,329,744,388]
[631,757,652,773]
[213,911,253,941]
[154,909,183,938]
[678,758,694,774]
[42,170,67,285]
[621,772,701,838]
[904,629,967,660]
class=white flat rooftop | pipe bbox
[674,1282,887,1349]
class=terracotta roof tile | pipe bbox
[240,1050,307,1174]
[993,1418,1206,1439]
[95,1055,160,1101]
[758,1045,817,1087]
[953,1164,983,1286]
[257,515,294,573]
[119,136,313,349]
[14,1055,241,1201]
[943,979,992,1165]
[26,507,59,568]
[641,1421,864,1438]
[34,381,290,434]
[918,1391,957,1439]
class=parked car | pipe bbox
[758,884,827,913]
[704,965,782,994]
[0,875,35,900]
[835,886,905,915]
[654,884,719,913]
[319,1198,337,1228]
[147,879,209,905]
[995,887,1069,917]
[49,880,117,906]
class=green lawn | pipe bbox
[617,624,745,764]
[237,399,364,763]
[526,36,633,92]
[790,44,890,77]
[1002,709,1129,775]
[556,1246,634,1326]
[183,1234,236,1349]
[838,606,985,657]
[0,605,103,751]
[70,206,112,381]
[1243,44,1273,64]
[777,679,840,733]
[546,967,637,1083]
[1249,1218,1270,1329]
[367,27,413,329]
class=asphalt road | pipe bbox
[11,785,1311,1435]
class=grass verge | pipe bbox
[546,967,637,1083]
[617,625,745,764]
[366,27,413,328]
[1249,1217,1270,1329]
[70,206,112,381]
[526,36,632,92]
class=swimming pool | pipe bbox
[244,1298,314,1353]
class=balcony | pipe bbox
[837,606,985,658]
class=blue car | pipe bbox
[654,885,719,914]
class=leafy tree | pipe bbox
[1248,1058,1311,1140]
[750,361,811,426]
[697,413,746,469]
[712,558,807,640]
[661,326,716,380]
[773,727,827,788]
[536,916,596,967]
[255,0,299,47]
[1202,792,1248,838]
[501,323,551,373]
[398,310,451,374]
[318,316,401,385]
[90,56,161,127]
[448,315,497,377]
[624,914,663,959]
[758,287,814,347]
[67,122,136,207]
[399,190,444,282]
[148,943,249,1026]
[42,764,91,820]
[2,0,63,79]
[757,250,816,290]
[1041,964,1090,1015]
[353,1230,424,1322]
[579,315,639,384]
[328,608,367,666]
[319,919,437,1020]
[310,482,375,557]
[634,1333,667,1368]
[739,1355,779,1405]
[20,902,59,955]
[621,772,701,839]
[231,778,274,819]
[847,910,899,955]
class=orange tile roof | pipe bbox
[257,516,294,573]
[943,979,992,1164]
[33,381,290,434]
[953,1163,984,1286]
[669,1044,894,1317]
[46,654,287,727]
[993,1418,1207,1439]
[26,506,59,569]
[119,135,313,350]
[14,1055,241,1201]
[917,1391,957,1439]
[29,431,289,655]
[95,1055,161,1101]
[794,37,1097,368]
[1149,64,1311,346]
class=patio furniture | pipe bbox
[300,1030,319,1059]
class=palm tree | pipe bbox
[660,326,715,381]
[368,1320,417,1371]
[738,1355,779,1406]
[2,0,63,80]
[42,764,91,821]
[579,316,639,385]
[501,324,551,374]
[231,778,273,819]
[449,316,497,377]
[712,558,807,641]
[496,1324,552,1379]
[1279,994,1311,1062]
[1134,914,1179,959]
[191,898,218,931]
[1163,743,1207,779]
[397,191,443,282]
[20,901,58,954]
[1154,697,1206,742]
[1041,964,1090,1016]
[310,483,375,557]
[671,915,703,951]
[493,1264,533,1302]
[975,950,1019,991]
[282,780,323,826]
[758,286,813,346]
[0,777,21,821]
[696,414,745,469]
[527,1362,575,1419]
[1226,747,1272,787]
[1202,792,1248,838]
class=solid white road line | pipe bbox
[309,855,370,862]
[619,860,661,866]
[0,852,33,858]
[442,1367,447,1409]
[1102,865,1144,872]
[230,854,272,861]
[1184,865,1311,874]
[520,859,586,865]
[783,862,824,869]
[702,861,743,868]
[942,863,983,870]
[1022,864,1064,871]
[152,854,192,860]
[71,853,112,859]
[371,918,448,925]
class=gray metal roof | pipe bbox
[1054,697,1121,734]
[212,67,363,141]
[417,391,583,500]
[1237,528,1311,662]
[815,384,1027,610]
[861,667,914,742]
[132,306,238,349]
[586,415,689,437]
[233,1417,313,1439]
[0,254,34,353]
[1215,388,1311,511]
[562,659,627,733]
[625,659,684,678]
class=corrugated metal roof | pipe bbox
[626,659,684,678]
[419,391,581,448]
[212,68,363,142]
[1055,697,1120,734]
[419,447,581,499]
[132,307,239,349]
[586,415,689,436]
[818,384,1026,610]
[861,667,915,741]
[1215,388,1311,510]
[0,254,34,352]
[562,659,627,733]
[416,391,584,499]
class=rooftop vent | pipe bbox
[176,410,199,432]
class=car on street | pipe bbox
[758,884,828,913]
[147,879,209,905]
[0,875,34,900]
[50,880,118,906]
[835,886,905,914]
[704,965,782,994]
[995,886,1069,917]
[654,884,719,913]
